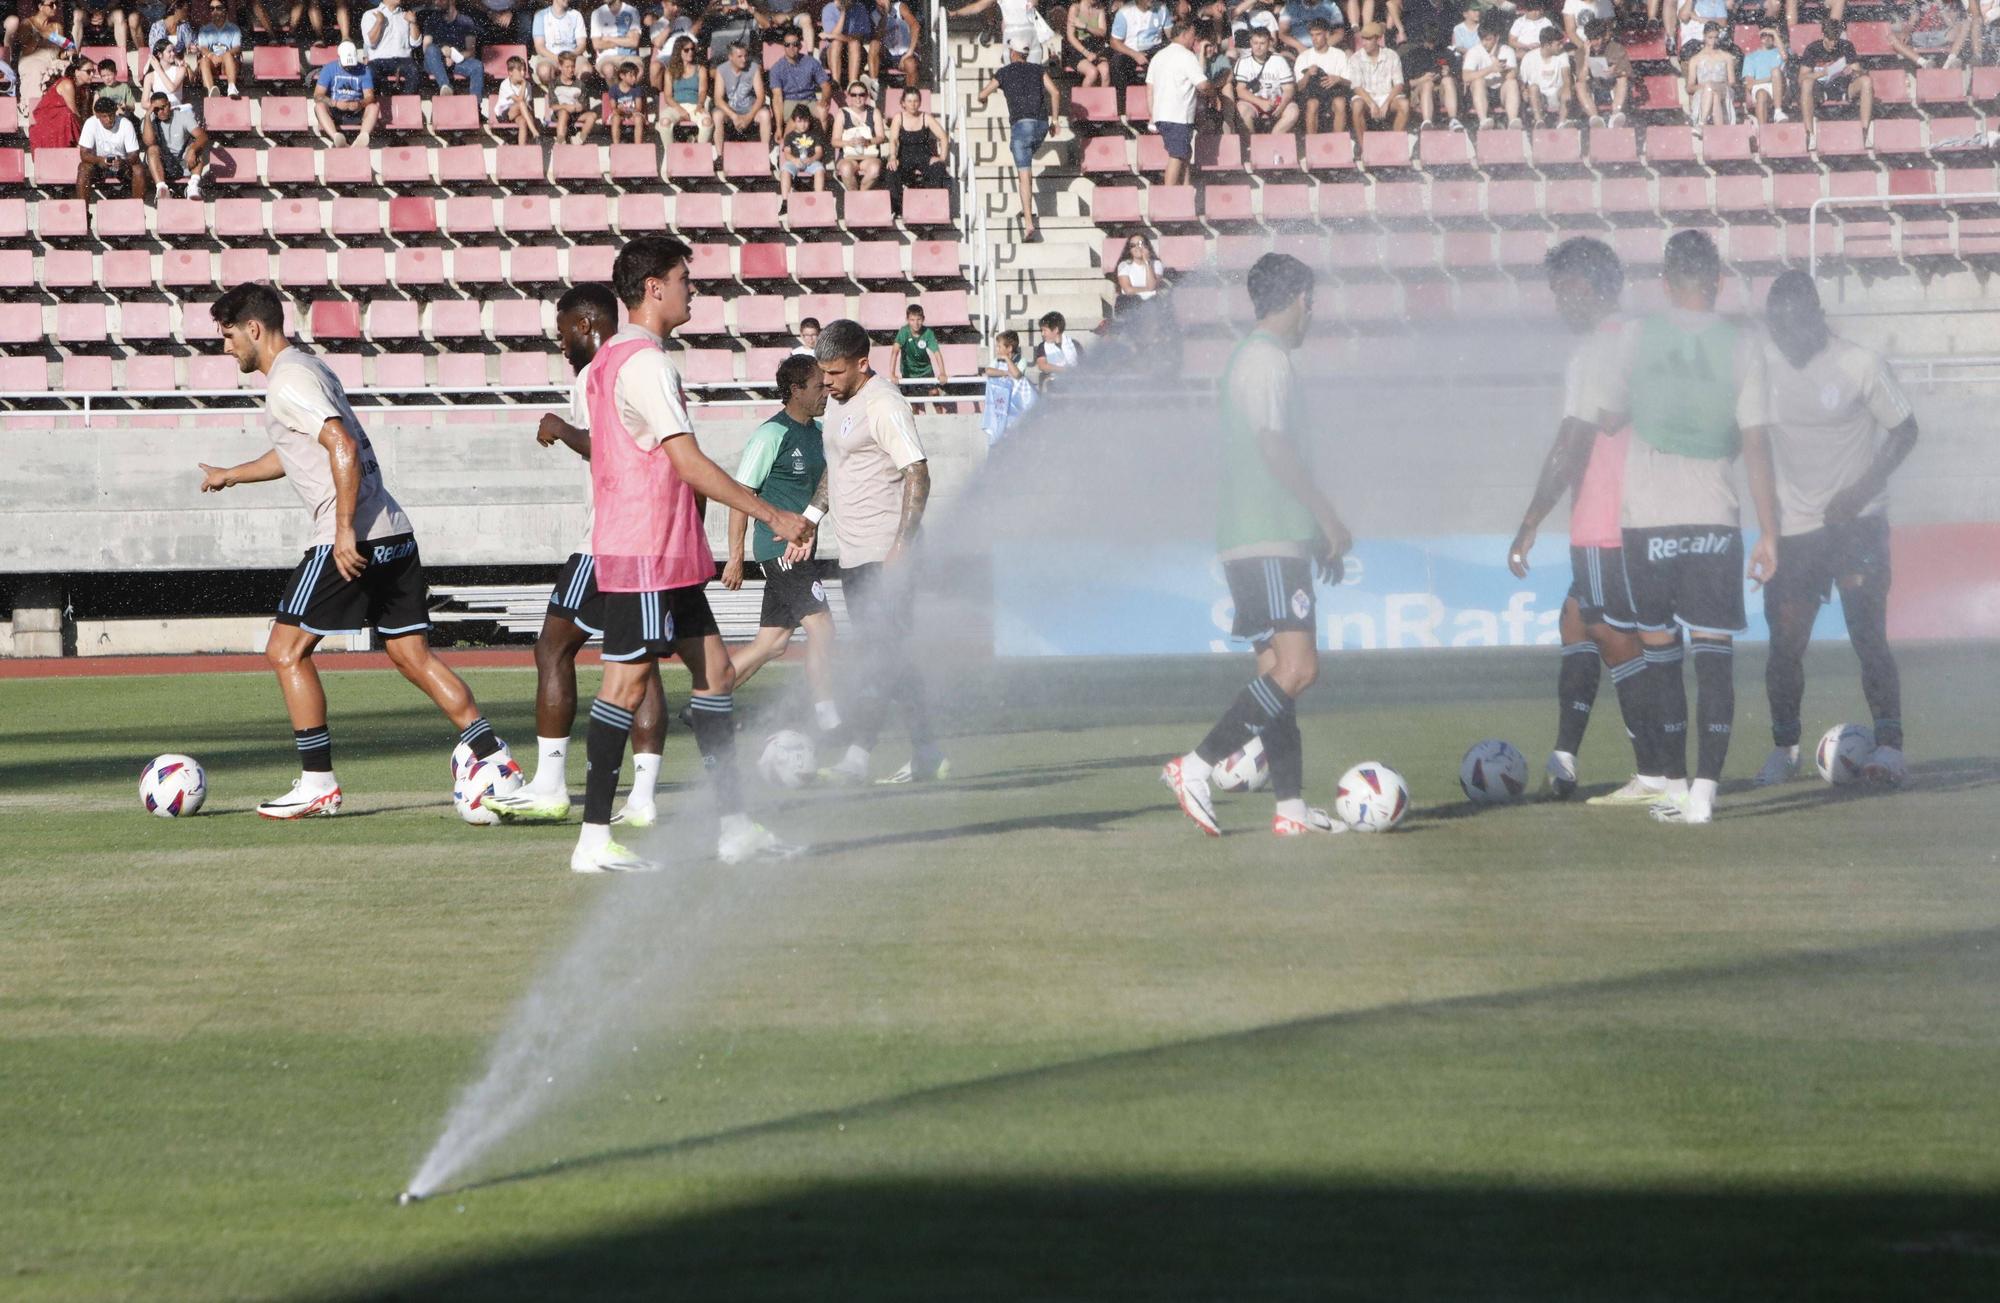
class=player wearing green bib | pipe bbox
[722,355,840,732]
[1596,230,1781,826]
[1162,253,1354,838]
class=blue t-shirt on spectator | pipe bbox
[423,8,481,52]
[767,52,828,99]
[1284,0,1343,32]
[1741,46,1784,80]
[1111,4,1170,53]
[195,21,241,54]
[318,61,376,102]
[148,17,194,55]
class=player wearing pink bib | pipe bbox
[569,236,814,874]
[1505,238,1655,801]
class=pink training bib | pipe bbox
[587,337,711,593]
[1570,425,1630,550]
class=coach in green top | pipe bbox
[723,354,841,732]
[1162,252,1354,839]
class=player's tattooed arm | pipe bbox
[197,449,284,491]
[1825,416,1918,525]
[1508,417,1595,577]
[317,419,370,581]
[537,413,591,459]
[892,461,931,558]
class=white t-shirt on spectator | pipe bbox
[1111,2,1170,54]
[496,76,530,118]
[1295,45,1351,83]
[1144,38,1204,124]
[1234,52,1294,99]
[1232,7,1281,43]
[1561,0,1613,25]
[1510,12,1553,47]
[363,6,416,59]
[1461,42,1517,75]
[534,5,587,54]
[80,115,141,159]
[1118,257,1164,296]
[1519,46,1569,96]
[591,3,643,52]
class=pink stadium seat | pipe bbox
[451,246,504,288]
[0,100,14,136]
[92,198,146,240]
[438,144,490,185]
[1699,124,1753,163]
[674,192,726,229]
[497,145,546,183]
[0,303,42,344]
[62,356,114,391]
[1316,181,1366,220]
[1081,135,1132,175]
[857,292,904,330]
[1716,174,1769,213]
[1723,225,1782,265]
[510,246,561,285]
[438,353,489,388]
[33,148,80,189]
[1442,231,1495,269]
[188,355,241,391]
[1644,125,1696,164]
[559,193,611,235]
[389,196,437,235]
[739,243,788,281]
[374,353,427,388]
[1588,127,1638,166]
[38,198,88,240]
[1123,85,1150,120]
[1383,230,1438,270]
[1531,127,1582,166]
[203,97,252,134]
[322,148,374,187]
[265,147,317,187]
[380,147,431,186]
[57,303,109,346]
[331,197,380,239]
[1772,171,1826,212]
[1069,85,1116,127]
[259,96,313,135]
[618,192,669,233]
[430,95,481,132]
[793,242,846,281]
[795,293,846,325]
[902,189,951,227]
[684,349,742,386]
[42,249,95,288]
[1888,167,1935,196]
[1092,186,1141,224]
[1212,233,1265,271]
[1600,176,1651,216]
[734,295,790,334]
[322,353,365,390]
[1418,130,1472,168]
[730,192,782,231]
[844,190,892,229]
[429,300,484,338]
[1848,21,1892,56]
[910,240,960,281]
[1546,178,1595,216]
[118,301,175,345]
[569,245,616,282]
[1198,133,1244,173]
[667,143,717,180]
[1250,133,1300,171]
[309,300,362,342]
[552,144,602,183]
[1374,179,1426,220]
[1470,128,1525,168]
[162,249,213,289]
[279,247,331,288]
[789,192,837,229]
[683,295,726,334]
[1660,175,1712,214]
[271,197,320,238]
[0,197,25,240]
[1146,185,1197,223]
[1637,74,1680,116]
[1927,117,1981,149]
[1262,184,1313,221]
[492,300,545,337]
[919,290,970,328]
[125,356,179,389]
[689,243,732,281]
[1914,68,1967,105]
[219,247,267,286]
[386,95,424,132]
[443,195,496,237]
[501,194,554,235]
[1869,68,1913,109]
[1870,118,1924,157]
[336,247,388,289]
[1759,122,1809,160]
[609,143,659,180]
[207,197,258,240]
[1204,184,1254,222]
[745,347,792,383]
[1813,120,1866,158]
[254,44,301,83]
[852,241,903,282]
[0,150,21,187]
[721,141,768,180]
[394,247,445,288]
[367,300,422,340]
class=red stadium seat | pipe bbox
[42,249,95,288]
[429,300,485,339]
[1914,67,1967,105]
[793,241,847,281]
[1198,134,1243,173]
[367,300,422,340]
[388,96,427,134]
[1700,124,1754,163]
[438,144,490,185]
[1659,175,1712,214]
[559,193,611,235]
[483,44,527,79]
[0,99,15,136]
[501,194,554,235]
[430,95,481,132]
[1927,117,1982,149]
[438,353,489,388]
[492,300,546,338]
[1532,127,1582,166]
[394,247,445,288]
[788,192,837,229]
[0,150,21,188]
[254,45,302,84]
[734,295,790,334]
[1848,21,1892,56]
[451,246,504,288]
[278,247,331,289]
[739,243,788,280]
[1759,122,1809,160]
[380,147,431,186]
[202,96,252,134]
[57,303,109,346]
[322,148,374,187]
[336,247,388,289]
[1869,69,1913,109]
[1870,118,1924,157]
[309,300,362,342]
[618,192,668,233]
[1069,85,1116,128]
[1123,85,1150,120]
[37,198,88,240]
[162,249,213,289]
[844,190,893,228]
[551,144,602,183]
[1588,126,1639,166]
[331,197,380,239]
[389,196,437,235]
[902,189,951,227]
[219,248,269,287]
[1813,120,1867,158]
[721,141,768,180]
[568,245,616,282]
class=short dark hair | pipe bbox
[611,235,692,309]
[556,282,619,326]
[1307,17,1332,31]
[1038,310,1066,332]
[211,282,285,332]
[799,316,821,332]
[1766,268,1822,319]
[1539,24,1562,43]
[815,318,871,363]
[905,303,926,318]
[1246,252,1314,320]
[97,58,117,71]
[93,95,116,114]
[1544,236,1623,302]
[150,92,170,106]
[1663,228,1722,290]
[775,352,820,400]
[995,329,1020,350]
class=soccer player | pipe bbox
[1159,253,1352,837]
[196,282,511,819]
[1752,272,1918,787]
[567,235,812,872]
[720,354,840,732]
[790,318,944,785]
[1505,237,1656,801]
[487,283,670,827]
[1596,230,1781,825]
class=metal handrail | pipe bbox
[1808,189,2000,278]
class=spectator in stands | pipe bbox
[1740,24,1785,122]
[94,54,134,107]
[1066,0,1111,86]
[1199,18,1237,119]
[1394,0,1460,129]
[192,1,240,97]
[886,82,950,208]
[1294,18,1349,133]
[315,39,380,145]
[821,0,887,87]
[77,93,146,200]
[701,0,758,64]
[980,330,1037,442]
[494,50,539,138]
[1034,310,1079,378]
[1113,231,1165,309]
[1232,26,1298,133]
[531,0,586,86]
[27,54,85,149]
[1891,0,1969,68]
[1506,0,1548,57]
[1459,14,1519,127]
[1146,20,1204,186]
[1683,22,1734,127]
[1559,0,1611,43]
[1798,18,1872,132]
[604,58,653,139]
[478,0,523,41]
[768,23,831,126]
[883,0,920,86]
[1109,0,1169,87]
[1348,21,1406,140]
[74,0,132,55]
[646,0,694,56]
[361,0,420,96]
[548,48,595,137]
[421,0,485,101]
[776,101,827,197]
[1976,0,1999,61]
[1232,0,1282,51]
[757,0,816,52]
[891,301,952,393]
[1578,16,1627,126]
[145,0,195,58]
[794,316,821,354]
[714,39,774,144]
[978,36,1057,240]
[835,76,886,186]
[1279,0,1343,54]
[591,0,646,80]
[654,32,711,138]
[142,88,207,196]
[1449,3,1480,55]
[1520,23,1577,124]
[952,0,1042,60]
[142,35,188,100]
[7,0,74,91]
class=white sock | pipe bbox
[815,700,841,731]
[1661,777,1689,797]
[630,752,661,804]
[1180,751,1213,783]
[532,736,569,793]
[1275,797,1308,823]
[842,744,870,770]
[1689,777,1717,810]
[300,769,339,795]
[1637,774,1667,789]
[575,822,611,854]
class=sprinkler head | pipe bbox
[397,1190,421,1207]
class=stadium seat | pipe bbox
[278,247,331,289]
[254,44,302,84]
[188,355,241,390]
[429,300,485,339]
[1081,135,1132,175]
[380,147,431,186]
[1716,174,1770,213]
[1848,21,1892,56]
[1814,120,1867,158]
[1212,233,1264,271]
[1601,176,1651,217]
[1262,183,1313,222]
[1203,184,1254,223]
[919,290,970,329]
[264,146,317,188]
[42,249,94,289]
[443,195,497,238]
[691,243,733,281]
[1123,85,1150,121]
[386,95,427,134]
[618,192,669,233]
[1442,230,1495,268]
[744,347,792,383]
[497,145,546,184]
[793,241,847,281]
[118,301,175,346]
[857,292,904,330]
[331,197,380,239]
[1644,125,1697,165]
[1197,133,1244,173]
[323,353,366,390]
[678,348,735,386]
[492,300,546,337]
[483,44,528,79]
[0,197,24,241]
[309,300,362,342]
[259,96,313,135]
[336,247,388,290]
[374,353,427,389]
[734,295,790,334]
[1546,178,1596,218]
[437,352,489,388]
[788,193,837,230]
[202,96,252,134]
[501,194,554,236]
[0,100,15,137]
[218,247,267,287]
[1870,118,1925,158]
[559,193,611,235]
[510,246,561,286]
[207,197,259,240]
[271,197,321,239]
[1069,86,1116,128]
[551,144,602,183]
[1375,179,1427,221]
[1316,181,1366,220]
[37,198,88,240]
[569,245,616,282]
[1869,69,1914,111]
[683,295,727,335]
[57,303,109,346]
[730,192,782,232]
[367,300,422,340]
[1531,128,1582,166]
[795,293,846,326]
[1470,128,1525,168]
[740,243,788,281]
[902,189,951,227]
[162,249,214,289]
[438,144,490,186]
[667,143,717,180]
[394,247,445,288]
[322,148,374,188]
[0,149,21,188]
[451,246,505,288]
[844,190,893,228]
[1418,131,1472,168]
[424,94,477,133]
[1758,123,1809,161]
[125,355,179,389]
[1092,187,1141,224]
[61,355,114,391]
[910,240,961,281]
[389,196,437,235]
[33,147,80,189]
[0,298,41,344]
[1146,185,1197,224]
[609,143,660,181]
[92,198,147,240]
[1659,175,1712,215]
[1927,117,1982,150]
[852,241,903,283]
[1250,133,1301,172]
[674,193,726,230]
[721,141,768,180]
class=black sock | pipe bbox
[1554,641,1601,756]
[1692,639,1734,782]
[1765,647,1805,749]
[1646,640,1688,781]
[583,698,632,825]
[1195,674,1294,766]
[459,716,501,761]
[688,693,742,816]
[1606,654,1653,775]
[1263,709,1304,801]
[1844,591,1903,750]
[294,725,332,773]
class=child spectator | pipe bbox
[1033,311,1079,379]
[1113,232,1165,312]
[1450,3,1481,54]
[143,38,190,104]
[591,0,646,82]
[549,50,596,140]
[891,302,951,394]
[605,60,652,142]
[495,52,540,142]
[794,317,822,356]
[980,330,1037,445]
[777,103,828,201]
[94,56,134,109]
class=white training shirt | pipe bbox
[263,346,412,544]
[1511,12,1556,47]
[80,115,141,160]
[1756,333,1915,536]
[823,373,927,567]
[604,324,695,452]
[568,357,596,554]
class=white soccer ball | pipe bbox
[454,754,524,825]
[1213,735,1271,793]
[1333,761,1410,833]
[1459,739,1529,804]
[140,753,207,818]
[758,730,817,789]
[1815,724,1874,786]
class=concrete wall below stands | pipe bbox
[0,408,989,573]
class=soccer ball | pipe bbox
[1213,736,1270,793]
[451,738,515,785]
[454,754,524,825]
[1815,724,1874,785]
[1334,761,1410,833]
[1459,739,1528,804]
[757,730,817,789]
[140,753,207,818]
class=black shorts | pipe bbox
[1568,544,1638,629]
[332,106,366,130]
[274,532,431,637]
[547,551,606,634]
[1224,555,1316,644]
[1768,515,1891,608]
[1620,526,1746,637]
[758,557,831,630]
[839,560,912,639]
[598,583,722,662]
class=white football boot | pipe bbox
[1586,774,1672,807]
[1862,746,1906,786]
[610,798,657,829]
[1544,749,1579,799]
[1753,745,1799,787]
[1160,755,1220,837]
[1273,807,1346,836]
[569,839,661,874]
[487,787,572,822]
[1650,778,1715,825]
[717,814,807,865]
[257,776,342,820]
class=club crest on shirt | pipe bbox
[792,449,807,472]
[811,580,826,602]
[1290,588,1311,620]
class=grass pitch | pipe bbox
[3,645,1999,1301]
